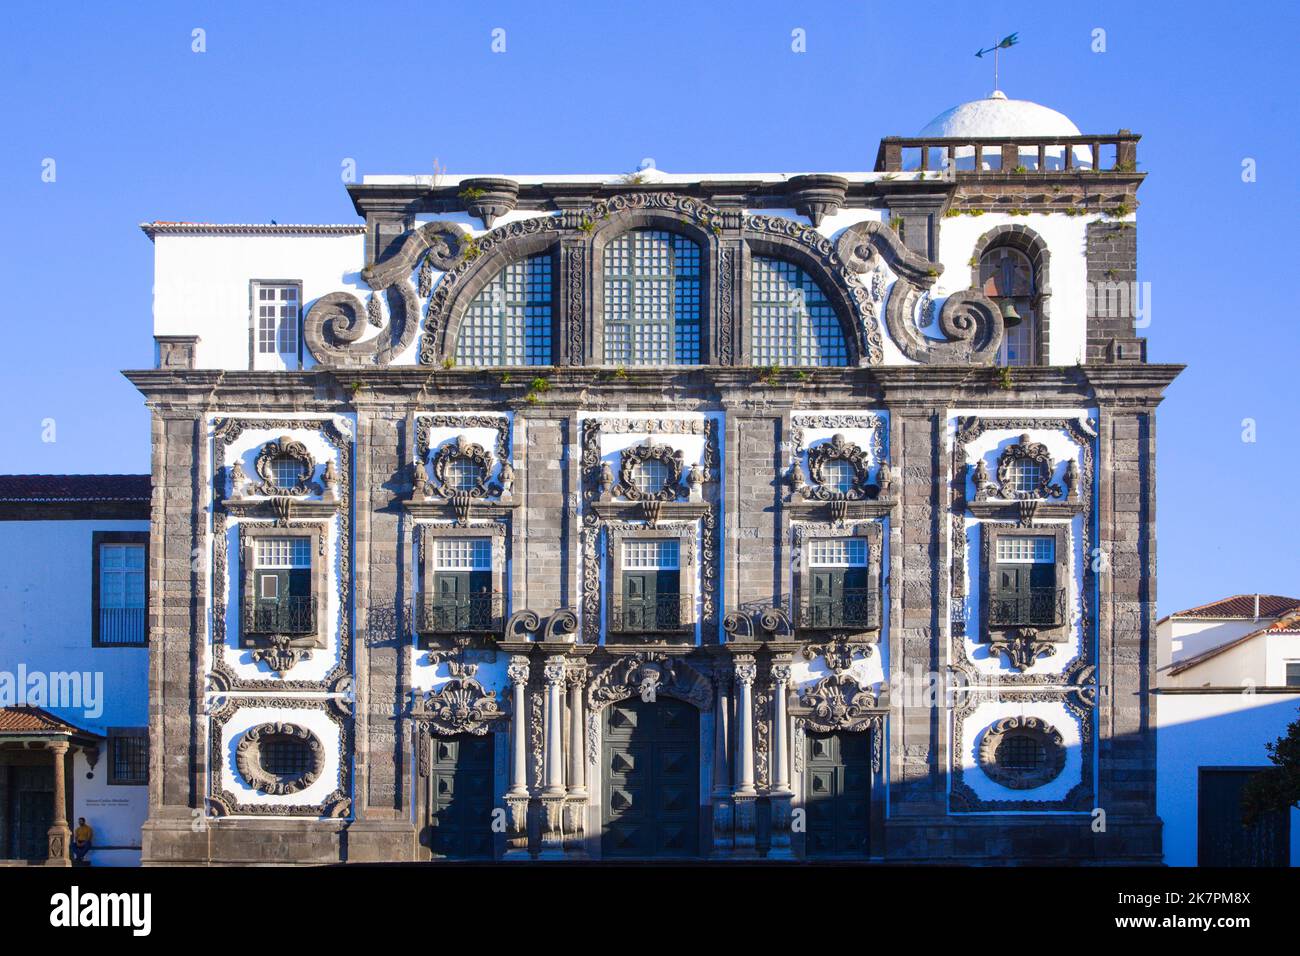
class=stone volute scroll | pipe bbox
[836,219,1005,365]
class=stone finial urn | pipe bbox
[457,177,519,229]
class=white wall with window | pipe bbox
[0,518,150,864]
[251,281,301,371]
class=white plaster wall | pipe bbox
[0,520,149,730]
[954,698,1085,808]
[1159,618,1264,673]
[153,234,368,370]
[0,519,150,864]
[1158,691,1300,866]
[216,704,344,811]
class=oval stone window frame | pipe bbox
[235,721,327,796]
[977,715,1066,790]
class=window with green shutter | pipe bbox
[251,537,314,634]
[618,540,682,633]
[805,538,873,629]
[428,538,495,632]
[990,535,1057,626]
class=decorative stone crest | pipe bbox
[798,673,879,733]
[235,722,326,795]
[249,634,311,678]
[615,443,685,501]
[430,435,495,498]
[251,436,319,497]
[987,629,1058,672]
[977,716,1067,790]
[412,677,503,737]
[992,434,1063,500]
[805,433,873,501]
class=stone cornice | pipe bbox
[123,364,1184,407]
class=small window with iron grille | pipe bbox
[261,735,312,781]
[108,728,148,786]
[995,733,1045,773]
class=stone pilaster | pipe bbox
[46,741,70,866]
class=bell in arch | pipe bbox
[995,297,1023,327]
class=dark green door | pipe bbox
[11,765,54,861]
[602,697,699,858]
[804,731,871,858]
[1199,768,1290,866]
[427,734,494,859]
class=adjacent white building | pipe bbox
[1156,594,1300,866]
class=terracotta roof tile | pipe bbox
[1167,594,1300,620]
[0,707,96,737]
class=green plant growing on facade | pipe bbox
[1105,202,1132,218]
[459,233,482,260]
[756,363,782,385]
[457,186,486,201]
[1012,165,1028,174]
[613,365,629,381]
[347,380,366,397]
[889,216,903,232]
[994,366,1014,391]
[577,215,597,235]
[442,357,456,370]
[793,369,810,382]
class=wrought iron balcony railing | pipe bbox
[97,607,147,645]
[243,596,318,635]
[797,588,877,631]
[417,593,505,635]
[609,594,693,635]
[987,587,1067,628]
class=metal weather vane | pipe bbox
[975,32,1019,91]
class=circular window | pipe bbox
[820,460,857,495]
[631,458,672,495]
[235,722,326,796]
[978,717,1065,790]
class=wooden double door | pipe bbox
[602,697,700,858]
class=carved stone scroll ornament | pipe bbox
[836,220,1004,365]
[805,433,873,501]
[249,634,312,678]
[251,436,319,497]
[615,443,685,501]
[977,716,1067,790]
[987,628,1058,673]
[304,220,465,367]
[235,722,327,796]
[994,434,1064,500]
[412,677,503,737]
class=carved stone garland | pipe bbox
[210,417,353,692]
[234,722,326,795]
[981,433,1065,501]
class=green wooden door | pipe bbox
[602,697,699,858]
[1198,768,1290,866]
[433,570,491,630]
[804,731,871,858]
[621,569,679,631]
[11,765,54,861]
[427,735,495,859]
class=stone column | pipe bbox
[732,656,758,856]
[504,656,531,857]
[710,662,733,852]
[564,662,588,851]
[768,660,794,859]
[539,656,567,855]
[46,740,70,866]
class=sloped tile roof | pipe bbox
[0,707,98,737]
[1165,594,1300,620]
[0,474,150,503]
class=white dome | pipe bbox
[919,90,1081,139]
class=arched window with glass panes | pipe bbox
[453,252,554,366]
[602,230,701,366]
[749,257,848,367]
[979,247,1038,367]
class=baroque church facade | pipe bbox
[132,91,1178,863]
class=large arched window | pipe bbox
[750,257,848,366]
[979,247,1038,367]
[603,230,701,365]
[454,252,554,366]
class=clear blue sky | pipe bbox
[1,0,1296,615]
